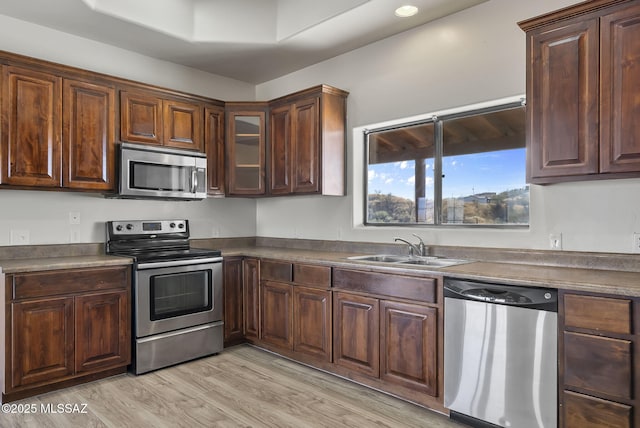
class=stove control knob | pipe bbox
[115,225,123,231]
[126,223,134,230]
[178,223,185,229]
[169,222,176,228]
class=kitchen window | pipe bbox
[365,100,528,226]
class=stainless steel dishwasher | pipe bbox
[444,278,557,428]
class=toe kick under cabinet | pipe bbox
[2,266,131,403]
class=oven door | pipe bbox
[134,258,222,338]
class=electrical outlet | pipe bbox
[632,232,640,253]
[69,212,81,225]
[10,229,30,245]
[549,233,562,250]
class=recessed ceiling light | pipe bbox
[395,5,418,18]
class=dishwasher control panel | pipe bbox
[444,278,557,311]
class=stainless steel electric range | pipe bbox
[106,219,223,374]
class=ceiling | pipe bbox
[0,0,487,84]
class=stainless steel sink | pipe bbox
[347,254,412,263]
[346,254,470,268]
[398,258,470,267]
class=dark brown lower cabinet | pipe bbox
[242,258,260,340]
[223,257,244,346]
[331,267,442,411]
[239,260,444,412]
[258,261,332,363]
[332,291,440,397]
[11,297,74,388]
[564,390,632,428]
[74,290,129,373]
[560,290,638,427]
[380,300,437,396]
[4,266,131,403]
[333,292,379,377]
[261,280,293,349]
[564,332,632,399]
[293,286,331,361]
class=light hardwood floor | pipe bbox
[2,345,465,427]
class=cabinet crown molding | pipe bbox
[518,0,632,30]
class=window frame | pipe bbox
[363,99,528,228]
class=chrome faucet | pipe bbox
[394,234,427,257]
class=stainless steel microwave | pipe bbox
[118,142,207,200]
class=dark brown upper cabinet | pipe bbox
[120,90,204,152]
[599,3,640,174]
[1,65,119,191]
[520,0,640,184]
[269,85,348,196]
[225,85,348,197]
[1,65,62,187]
[63,79,116,191]
[163,99,203,151]
[269,103,292,195]
[120,90,163,146]
[225,102,268,196]
[205,105,225,196]
[270,95,323,195]
[0,51,344,198]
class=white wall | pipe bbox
[255,0,640,254]
[0,191,256,246]
[0,14,257,246]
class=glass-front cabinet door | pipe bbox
[225,103,267,195]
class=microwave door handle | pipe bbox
[191,168,198,194]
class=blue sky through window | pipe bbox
[443,148,527,198]
[368,148,526,200]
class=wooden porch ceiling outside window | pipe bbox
[368,107,525,166]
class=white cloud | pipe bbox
[407,176,415,185]
[425,177,434,186]
[400,161,408,169]
[368,169,376,180]
[384,178,394,184]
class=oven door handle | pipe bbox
[136,257,223,270]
